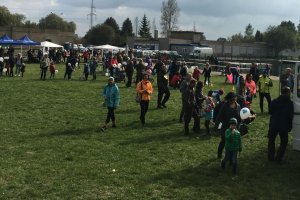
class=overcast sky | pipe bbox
[2,0,300,40]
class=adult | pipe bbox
[40,54,50,80]
[157,64,170,108]
[215,92,241,159]
[179,73,192,122]
[89,57,98,80]
[257,70,273,113]
[8,56,15,77]
[101,77,120,131]
[202,62,212,85]
[245,73,256,103]
[182,78,197,135]
[249,63,260,83]
[194,81,205,133]
[168,59,179,86]
[125,59,134,88]
[135,59,146,85]
[280,67,294,92]
[136,73,153,125]
[268,87,294,163]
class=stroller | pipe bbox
[113,67,126,82]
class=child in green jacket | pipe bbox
[221,117,242,176]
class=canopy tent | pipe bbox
[0,34,15,45]
[40,41,63,55]
[15,35,40,45]
[93,44,120,50]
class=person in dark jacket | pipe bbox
[125,59,134,88]
[249,63,260,83]
[202,62,212,85]
[215,92,241,159]
[268,86,294,163]
[157,64,170,108]
[182,78,197,135]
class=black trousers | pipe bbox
[204,76,210,85]
[218,127,227,158]
[40,67,48,80]
[268,128,288,162]
[221,150,238,175]
[157,87,170,106]
[183,108,198,134]
[259,92,271,113]
[140,100,149,124]
[105,107,115,124]
[126,73,133,87]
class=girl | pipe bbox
[204,90,216,135]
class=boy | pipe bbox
[221,117,242,176]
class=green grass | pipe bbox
[0,64,300,199]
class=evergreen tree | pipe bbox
[104,17,120,33]
[139,14,151,38]
[121,18,134,37]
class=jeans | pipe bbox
[40,67,48,80]
[105,107,115,124]
[221,150,238,175]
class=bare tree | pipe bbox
[160,0,180,37]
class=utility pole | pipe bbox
[87,0,96,29]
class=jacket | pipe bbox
[258,76,272,93]
[103,83,120,108]
[136,80,153,101]
[269,95,294,132]
[225,129,242,152]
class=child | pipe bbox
[221,117,242,176]
[83,63,90,80]
[20,63,26,77]
[170,72,182,89]
[49,61,56,79]
[204,90,215,135]
[192,66,201,81]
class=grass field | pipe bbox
[1,63,300,199]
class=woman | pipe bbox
[245,73,257,102]
[101,77,120,131]
[136,73,153,125]
[215,92,241,159]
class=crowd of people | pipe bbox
[1,46,295,177]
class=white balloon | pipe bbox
[240,107,251,120]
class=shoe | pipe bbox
[100,126,106,132]
[112,124,116,128]
[162,104,167,108]
[221,160,225,170]
[157,105,163,109]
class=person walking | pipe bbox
[157,64,170,108]
[202,62,212,86]
[268,86,294,163]
[215,92,241,159]
[100,77,120,131]
[136,73,153,125]
[125,59,134,88]
[257,70,273,113]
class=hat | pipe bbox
[108,76,114,81]
[229,117,238,125]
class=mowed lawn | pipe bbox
[0,63,300,200]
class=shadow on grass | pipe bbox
[39,127,99,137]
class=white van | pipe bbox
[189,47,213,58]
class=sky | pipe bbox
[2,0,300,40]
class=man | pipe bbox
[268,86,294,163]
[250,63,260,83]
[280,67,294,92]
[257,70,273,113]
[157,64,170,108]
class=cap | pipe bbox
[229,117,238,125]
[108,76,114,81]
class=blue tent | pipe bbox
[0,34,15,45]
[15,35,40,45]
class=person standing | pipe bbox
[250,63,260,83]
[215,92,241,159]
[202,62,212,86]
[49,61,56,79]
[221,117,242,176]
[15,53,23,76]
[40,54,50,80]
[125,59,134,88]
[280,67,294,92]
[257,70,273,113]
[157,64,170,108]
[179,73,192,122]
[268,86,294,163]
[136,73,153,125]
[245,73,256,103]
[89,57,98,80]
[101,77,120,131]
[182,78,197,135]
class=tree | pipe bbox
[104,17,120,33]
[0,6,25,26]
[121,18,134,37]
[84,24,115,45]
[139,14,151,38]
[160,0,180,36]
[254,30,263,41]
[264,22,298,56]
[244,23,254,41]
[39,13,76,32]
[228,33,244,43]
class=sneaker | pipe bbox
[100,126,106,132]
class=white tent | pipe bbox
[93,44,120,50]
[40,41,63,55]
